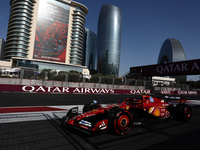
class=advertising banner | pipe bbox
[33,0,70,62]
[0,84,198,95]
[130,59,200,76]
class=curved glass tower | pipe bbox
[158,38,187,81]
[4,0,35,60]
[158,38,186,64]
[97,4,122,76]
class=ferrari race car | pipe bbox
[61,95,192,135]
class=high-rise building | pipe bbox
[97,4,122,76]
[82,28,97,71]
[0,38,5,60]
[4,0,88,73]
[157,38,187,81]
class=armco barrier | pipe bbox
[0,84,198,95]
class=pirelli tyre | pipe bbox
[175,104,192,122]
[83,100,100,113]
[108,108,133,135]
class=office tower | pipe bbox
[4,0,88,72]
[97,4,122,76]
[158,38,187,81]
[0,38,5,60]
[82,28,97,71]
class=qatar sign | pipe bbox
[130,59,200,76]
[22,86,115,94]
[0,84,198,95]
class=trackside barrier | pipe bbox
[0,84,198,95]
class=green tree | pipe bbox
[54,71,68,81]
[103,75,117,84]
[39,69,56,80]
[68,70,82,82]
[90,73,103,83]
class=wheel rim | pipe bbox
[185,107,191,121]
[115,114,130,134]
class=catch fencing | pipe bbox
[0,68,190,91]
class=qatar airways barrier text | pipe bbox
[0,84,198,95]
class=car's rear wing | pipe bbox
[163,96,186,104]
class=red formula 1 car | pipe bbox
[61,95,192,135]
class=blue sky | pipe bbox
[0,0,200,81]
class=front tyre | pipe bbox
[184,105,192,122]
[108,108,133,135]
[60,116,68,129]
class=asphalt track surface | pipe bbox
[1,93,200,150]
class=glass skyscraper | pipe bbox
[97,4,122,76]
[5,0,35,60]
[0,38,5,60]
[82,28,97,71]
[157,38,187,81]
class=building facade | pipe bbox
[157,38,187,82]
[4,0,88,72]
[97,4,122,76]
[82,28,97,71]
[0,38,5,60]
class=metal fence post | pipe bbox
[113,78,115,89]
[125,78,127,89]
[19,69,24,85]
[52,75,54,87]
[135,79,137,90]
[83,75,85,88]
[45,71,48,86]
[99,76,101,89]
[65,73,68,87]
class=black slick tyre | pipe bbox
[175,104,192,122]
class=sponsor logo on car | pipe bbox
[79,120,92,127]
[150,97,155,102]
[126,106,129,110]
[154,108,160,117]
[149,107,155,113]
[99,121,107,130]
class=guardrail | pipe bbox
[0,77,186,91]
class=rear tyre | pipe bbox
[175,104,192,122]
[108,108,133,135]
